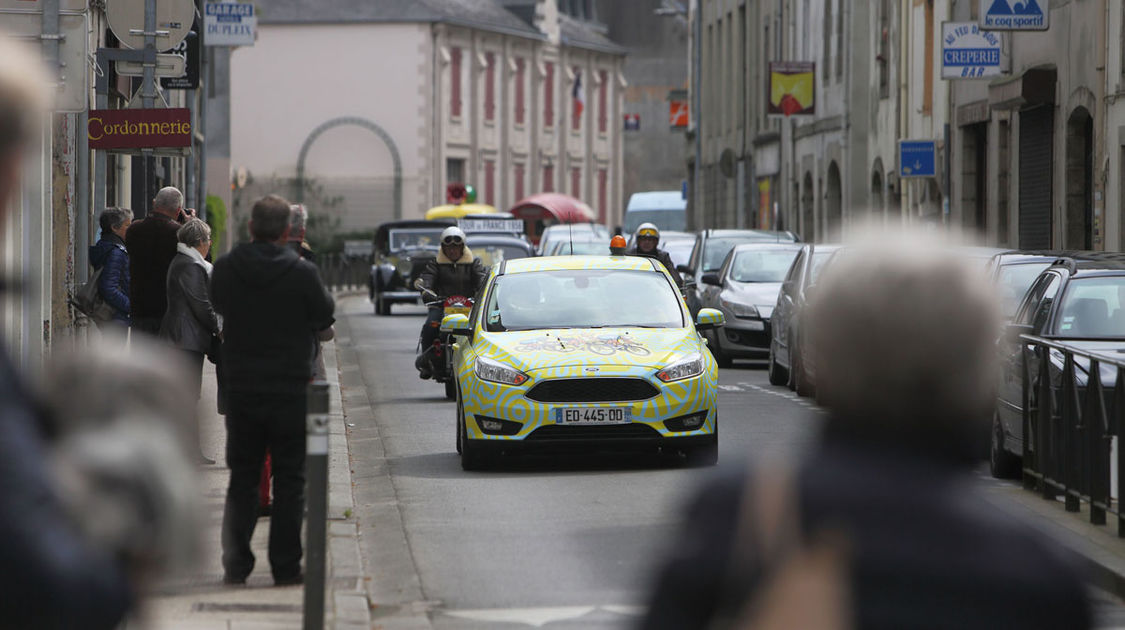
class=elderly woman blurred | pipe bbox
[160,218,220,464]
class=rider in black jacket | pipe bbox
[413,226,488,378]
[626,222,683,287]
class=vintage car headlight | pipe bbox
[475,357,529,386]
[656,353,705,382]
[720,295,759,318]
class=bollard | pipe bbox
[304,381,331,630]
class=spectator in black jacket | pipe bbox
[126,186,194,335]
[0,35,132,628]
[211,194,335,586]
[89,206,133,327]
[640,231,1092,630]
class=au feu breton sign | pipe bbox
[87,109,192,150]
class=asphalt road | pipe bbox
[334,295,1125,629]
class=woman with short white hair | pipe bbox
[160,218,220,464]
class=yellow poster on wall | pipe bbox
[768,62,815,117]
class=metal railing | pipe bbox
[318,254,370,293]
[1019,335,1125,535]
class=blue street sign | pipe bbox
[981,0,1048,31]
[942,23,1002,79]
[899,140,937,178]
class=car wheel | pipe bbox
[684,438,718,466]
[711,333,733,369]
[444,378,456,400]
[376,293,392,316]
[460,418,489,471]
[990,413,1021,479]
[455,403,463,455]
[768,344,788,386]
[792,339,813,398]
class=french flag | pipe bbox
[572,70,584,118]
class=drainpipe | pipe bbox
[1096,0,1109,250]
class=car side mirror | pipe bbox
[1005,322,1034,344]
[676,264,694,275]
[440,314,472,337]
[701,273,722,287]
[696,308,725,331]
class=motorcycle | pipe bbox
[418,289,474,400]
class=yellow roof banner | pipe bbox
[768,62,815,117]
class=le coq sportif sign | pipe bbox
[87,108,192,150]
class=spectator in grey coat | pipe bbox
[159,218,220,465]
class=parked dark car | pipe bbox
[679,229,800,316]
[986,250,1096,320]
[369,220,453,315]
[768,243,841,390]
[698,243,803,367]
[466,234,535,268]
[993,254,1125,478]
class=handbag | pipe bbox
[70,266,117,323]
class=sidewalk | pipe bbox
[982,474,1125,600]
[130,339,371,630]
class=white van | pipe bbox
[623,191,687,234]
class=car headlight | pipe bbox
[475,357,529,386]
[720,296,759,318]
[656,353,705,382]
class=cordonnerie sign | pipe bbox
[87,108,192,150]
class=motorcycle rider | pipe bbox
[627,222,683,287]
[413,226,488,379]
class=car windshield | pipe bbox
[549,241,607,255]
[663,240,694,267]
[729,249,801,283]
[1053,276,1125,338]
[485,269,684,331]
[389,228,443,251]
[998,262,1053,318]
[472,244,531,268]
[703,236,773,271]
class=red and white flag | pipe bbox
[572,70,585,118]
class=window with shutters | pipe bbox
[597,169,607,223]
[544,62,555,129]
[597,70,607,134]
[543,164,555,192]
[515,58,526,126]
[451,47,462,118]
[484,160,496,205]
[484,52,496,122]
[514,163,526,201]
[571,167,582,198]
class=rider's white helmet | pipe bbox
[440,226,466,245]
[634,222,660,241]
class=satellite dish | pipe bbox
[107,0,195,52]
[719,148,737,179]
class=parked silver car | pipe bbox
[699,243,803,367]
[768,243,841,391]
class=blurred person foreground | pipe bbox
[640,228,1094,630]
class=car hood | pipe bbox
[1045,340,1125,386]
[476,327,702,371]
[722,282,783,315]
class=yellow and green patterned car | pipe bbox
[440,254,725,470]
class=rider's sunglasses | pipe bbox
[442,236,464,245]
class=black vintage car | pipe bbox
[369,220,453,315]
[993,254,1125,478]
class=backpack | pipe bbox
[70,266,118,323]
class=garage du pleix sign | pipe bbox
[87,109,192,150]
[204,1,256,47]
[941,23,1003,79]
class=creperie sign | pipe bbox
[87,108,192,150]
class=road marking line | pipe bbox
[439,605,643,626]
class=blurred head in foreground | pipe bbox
[805,228,1001,462]
[0,33,47,214]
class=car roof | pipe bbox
[729,242,804,254]
[1053,253,1125,275]
[626,191,686,211]
[992,249,1096,265]
[502,255,659,275]
[702,229,796,240]
[466,235,533,248]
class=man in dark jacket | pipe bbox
[89,206,133,327]
[211,194,335,586]
[0,36,132,628]
[126,186,192,335]
[412,226,487,379]
[639,234,1092,630]
[626,222,682,286]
